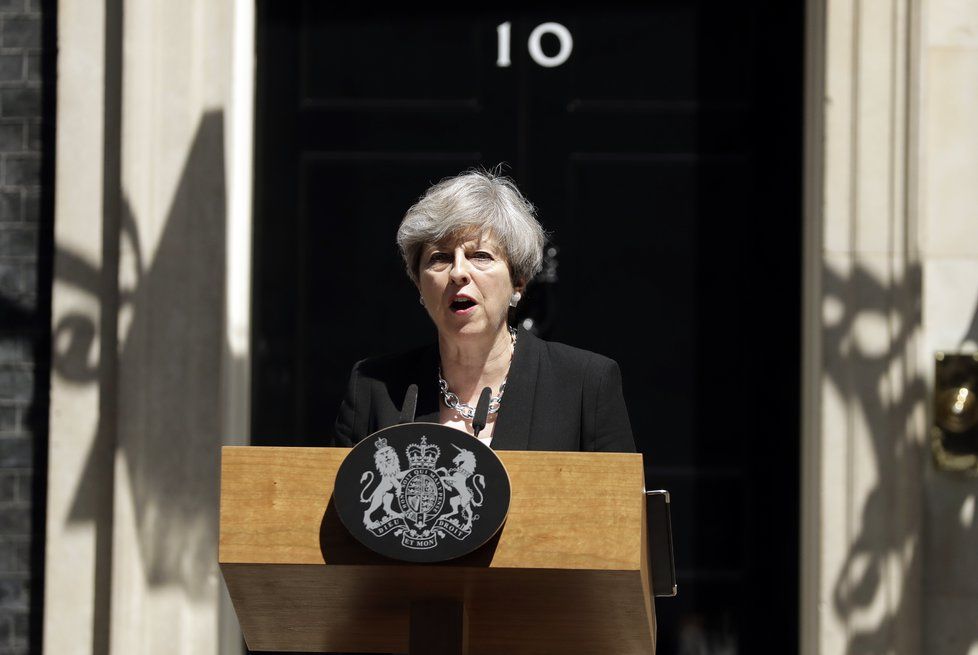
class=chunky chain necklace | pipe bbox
[438,326,517,420]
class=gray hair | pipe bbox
[396,169,547,286]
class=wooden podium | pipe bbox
[220,446,656,654]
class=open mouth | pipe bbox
[450,296,477,313]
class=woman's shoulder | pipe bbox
[525,329,620,373]
[351,342,435,380]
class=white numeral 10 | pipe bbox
[496,21,574,68]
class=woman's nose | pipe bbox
[449,251,470,285]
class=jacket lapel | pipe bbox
[413,342,442,424]
[489,326,539,451]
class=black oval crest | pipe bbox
[334,423,511,563]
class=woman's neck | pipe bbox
[438,325,514,401]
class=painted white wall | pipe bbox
[805,0,978,654]
[803,0,924,652]
[920,1,978,653]
[45,0,251,653]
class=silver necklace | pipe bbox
[438,326,517,421]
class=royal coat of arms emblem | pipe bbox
[361,436,486,549]
[334,423,511,562]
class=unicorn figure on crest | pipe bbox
[436,444,486,531]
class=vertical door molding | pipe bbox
[44,0,118,651]
[109,0,235,652]
[108,0,246,652]
[219,1,255,654]
[801,1,924,655]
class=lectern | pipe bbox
[220,446,656,654]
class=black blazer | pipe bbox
[333,327,635,452]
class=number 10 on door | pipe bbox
[497,22,574,69]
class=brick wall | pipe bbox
[0,0,51,652]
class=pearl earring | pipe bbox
[419,296,425,306]
[509,292,522,307]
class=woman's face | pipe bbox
[418,234,519,340]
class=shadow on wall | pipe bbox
[824,262,978,655]
[822,262,925,655]
[50,111,226,646]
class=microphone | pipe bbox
[472,387,492,439]
[398,384,419,424]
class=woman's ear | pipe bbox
[509,279,526,309]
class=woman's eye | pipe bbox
[471,251,494,261]
[428,253,450,264]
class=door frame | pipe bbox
[235,1,859,653]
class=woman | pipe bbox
[334,170,634,452]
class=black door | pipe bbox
[253,2,802,653]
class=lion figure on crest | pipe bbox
[360,439,406,529]
[437,445,486,530]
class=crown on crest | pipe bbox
[374,437,388,450]
[406,436,440,469]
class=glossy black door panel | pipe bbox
[253,2,802,653]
